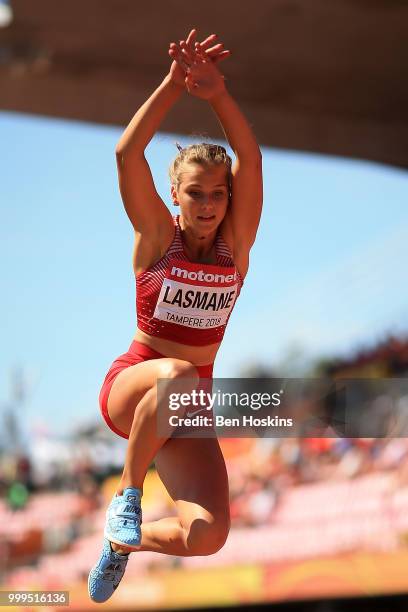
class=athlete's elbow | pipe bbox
[115,148,124,168]
[115,144,134,161]
[115,146,144,168]
[115,136,128,156]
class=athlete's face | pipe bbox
[171,163,230,233]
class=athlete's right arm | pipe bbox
[115,74,184,233]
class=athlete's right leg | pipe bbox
[90,356,196,603]
[106,356,199,492]
[89,356,220,602]
[105,356,199,554]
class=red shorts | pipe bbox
[99,340,214,439]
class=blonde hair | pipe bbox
[169,142,232,190]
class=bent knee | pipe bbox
[158,359,200,383]
[186,518,230,556]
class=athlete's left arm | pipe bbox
[176,39,263,253]
[209,90,263,251]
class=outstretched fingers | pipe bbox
[185,28,197,52]
[211,49,231,63]
[201,42,224,54]
[178,28,198,66]
[195,41,231,64]
[209,49,231,64]
[168,29,230,95]
[180,44,196,67]
[169,42,190,72]
[197,33,218,51]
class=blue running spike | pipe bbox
[104,487,142,548]
[88,538,129,603]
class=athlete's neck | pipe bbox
[179,218,217,262]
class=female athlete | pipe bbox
[88,28,263,602]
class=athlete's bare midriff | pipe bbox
[133,328,221,365]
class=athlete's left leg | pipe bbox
[137,436,230,556]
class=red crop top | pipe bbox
[136,215,243,346]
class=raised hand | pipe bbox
[168,28,230,93]
[184,54,227,100]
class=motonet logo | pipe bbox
[171,266,236,283]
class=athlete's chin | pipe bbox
[195,215,220,232]
[196,215,217,224]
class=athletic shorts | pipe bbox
[99,340,214,439]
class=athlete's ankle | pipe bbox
[110,541,132,555]
[116,482,143,496]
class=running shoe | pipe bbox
[88,537,129,603]
[104,486,142,548]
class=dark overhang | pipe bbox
[1,0,407,167]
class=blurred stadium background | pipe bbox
[1,2,408,611]
[2,338,408,610]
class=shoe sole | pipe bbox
[103,528,141,550]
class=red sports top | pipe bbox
[136,215,243,346]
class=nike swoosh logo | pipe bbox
[186,408,207,418]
